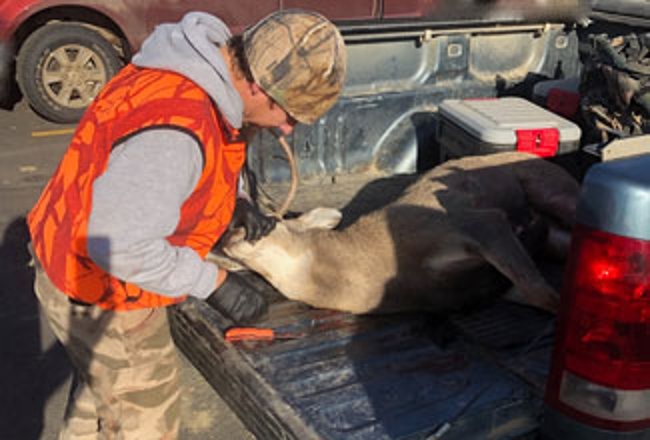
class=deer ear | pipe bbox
[297,207,342,230]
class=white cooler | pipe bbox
[437,97,581,162]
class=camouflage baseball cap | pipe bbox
[243,9,347,124]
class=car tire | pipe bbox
[16,23,123,123]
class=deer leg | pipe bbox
[514,159,580,229]
[453,209,559,313]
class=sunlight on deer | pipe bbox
[216,152,580,315]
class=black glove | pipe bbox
[230,198,277,242]
[205,272,268,324]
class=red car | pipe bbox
[0,0,387,123]
[0,0,586,123]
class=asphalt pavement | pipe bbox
[0,101,254,439]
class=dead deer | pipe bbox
[217,152,580,315]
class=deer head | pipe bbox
[215,207,343,302]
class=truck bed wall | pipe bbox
[247,24,582,182]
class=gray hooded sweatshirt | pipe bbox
[86,12,242,300]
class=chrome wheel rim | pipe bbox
[41,44,107,109]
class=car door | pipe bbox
[282,0,380,22]
[145,0,282,35]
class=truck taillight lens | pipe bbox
[545,224,650,431]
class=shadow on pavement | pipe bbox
[0,216,71,439]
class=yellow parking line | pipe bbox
[31,128,75,138]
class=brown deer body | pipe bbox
[220,152,580,314]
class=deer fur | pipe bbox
[218,152,580,315]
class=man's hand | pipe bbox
[205,272,268,324]
[231,198,277,242]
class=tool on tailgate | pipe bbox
[224,327,305,342]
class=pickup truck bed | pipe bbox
[170,287,556,439]
[170,6,650,438]
[169,175,562,439]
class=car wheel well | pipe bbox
[13,6,129,61]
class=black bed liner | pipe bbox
[170,289,556,439]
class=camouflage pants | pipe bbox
[33,260,181,439]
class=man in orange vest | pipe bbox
[27,10,346,439]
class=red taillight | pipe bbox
[545,224,650,431]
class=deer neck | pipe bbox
[237,229,324,301]
[287,227,390,313]
[246,228,380,312]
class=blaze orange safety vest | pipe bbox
[28,64,246,310]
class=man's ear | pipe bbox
[249,82,264,96]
